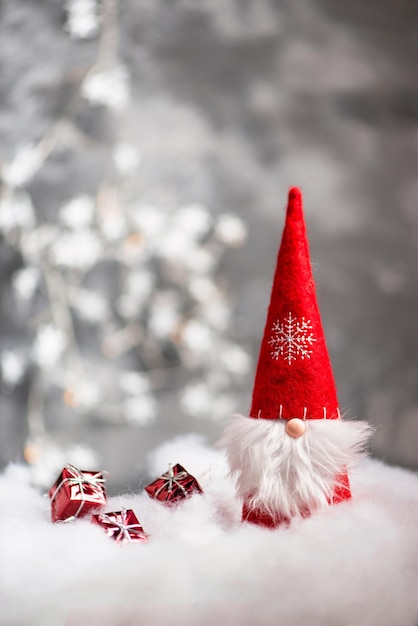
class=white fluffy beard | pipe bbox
[220,416,373,521]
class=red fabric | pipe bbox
[242,499,290,528]
[250,187,339,420]
[242,472,351,528]
[331,471,352,504]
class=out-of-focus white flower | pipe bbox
[99,206,127,242]
[148,294,180,338]
[123,395,157,426]
[117,272,153,318]
[116,270,154,319]
[174,205,212,239]
[76,380,101,408]
[63,379,101,410]
[215,213,247,246]
[212,394,237,420]
[1,351,26,387]
[101,324,143,359]
[220,344,252,376]
[133,205,167,239]
[113,144,141,175]
[60,196,95,230]
[0,191,35,232]
[65,0,100,40]
[181,383,212,417]
[1,145,43,188]
[157,230,194,263]
[116,294,141,319]
[82,65,130,110]
[148,305,179,338]
[20,225,59,262]
[69,288,109,323]
[118,234,148,265]
[51,230,102,269]
[126,271,154,303]
[201,297,231,330]
[119,370,151,395]
[188,277,216,302]
[158,234,217,274]
[191,247,217,274]
[12,266,41,301]
[33,326,67,368]
[180,320,212,353]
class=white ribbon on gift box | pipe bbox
[153,464,191,499]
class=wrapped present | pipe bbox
[48,464,107,523]
[145,463,203,504]
[92,509,149,544]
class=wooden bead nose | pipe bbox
[285,418,306,438]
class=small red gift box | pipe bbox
[48,464,107,523]
[92,509,149,544]
[145,463,203,504]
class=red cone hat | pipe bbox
[250,187,340,422]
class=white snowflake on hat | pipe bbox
[269,312,316,364]
[220,188,372,527]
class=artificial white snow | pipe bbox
[146,433,227,479]
[1,438,418,626]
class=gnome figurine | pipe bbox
[221,188,372,527]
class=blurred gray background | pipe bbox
[0,0,417,492]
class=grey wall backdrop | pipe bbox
[0,0,417,492]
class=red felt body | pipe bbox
[250,187,339,421]
[242,471,352,528]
